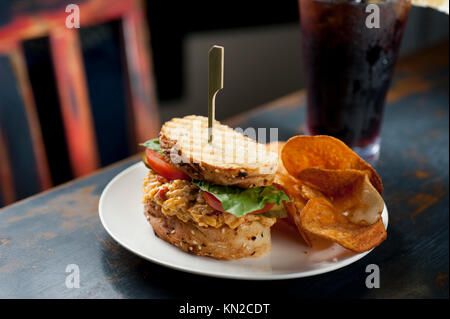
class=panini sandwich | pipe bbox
[141,115,289,260]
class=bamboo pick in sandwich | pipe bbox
[208,45,224,143]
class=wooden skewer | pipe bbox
[208,45,224,143]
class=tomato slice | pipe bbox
[202,191,274,214]
[273,183,283,191]
[145,149,190,181]
[273,183,291,199]
[202,191,224,212]
[250,202,275,214]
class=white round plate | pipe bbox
[99,162,388,280]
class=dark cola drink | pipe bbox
[299,0,411,162]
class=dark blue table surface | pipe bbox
[0,42,448,298]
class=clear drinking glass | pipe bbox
[299,0,411,163]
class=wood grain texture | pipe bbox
[0,131,15,206]
[121,0,160,149]
[0,42,447,298]
[0,0,135,53]
[0,0,160,194]
[49,28,100,177]
[0,54,47,204]
[9,47,52,190]
[0,47,52,205]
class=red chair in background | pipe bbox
[0,0,160,206]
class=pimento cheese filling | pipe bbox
[143,169,276,229]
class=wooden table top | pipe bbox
[0,42,448,299]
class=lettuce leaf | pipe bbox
[260,205,287,218]
[193,180,290,217]
[140,138,164,155]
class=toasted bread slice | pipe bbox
[144,201,272,260]
[159,115,278,187]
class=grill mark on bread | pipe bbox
[159,115,278,187]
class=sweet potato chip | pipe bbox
[268,141,312,246]
[268,139,385,251]
[281,135,383,194]
[298,168,384,225]
[300,183,325,200]
[300,197,387,253]
[285,194,312,247]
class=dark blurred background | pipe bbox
[0,0,448,206]
[149,1,448,121]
